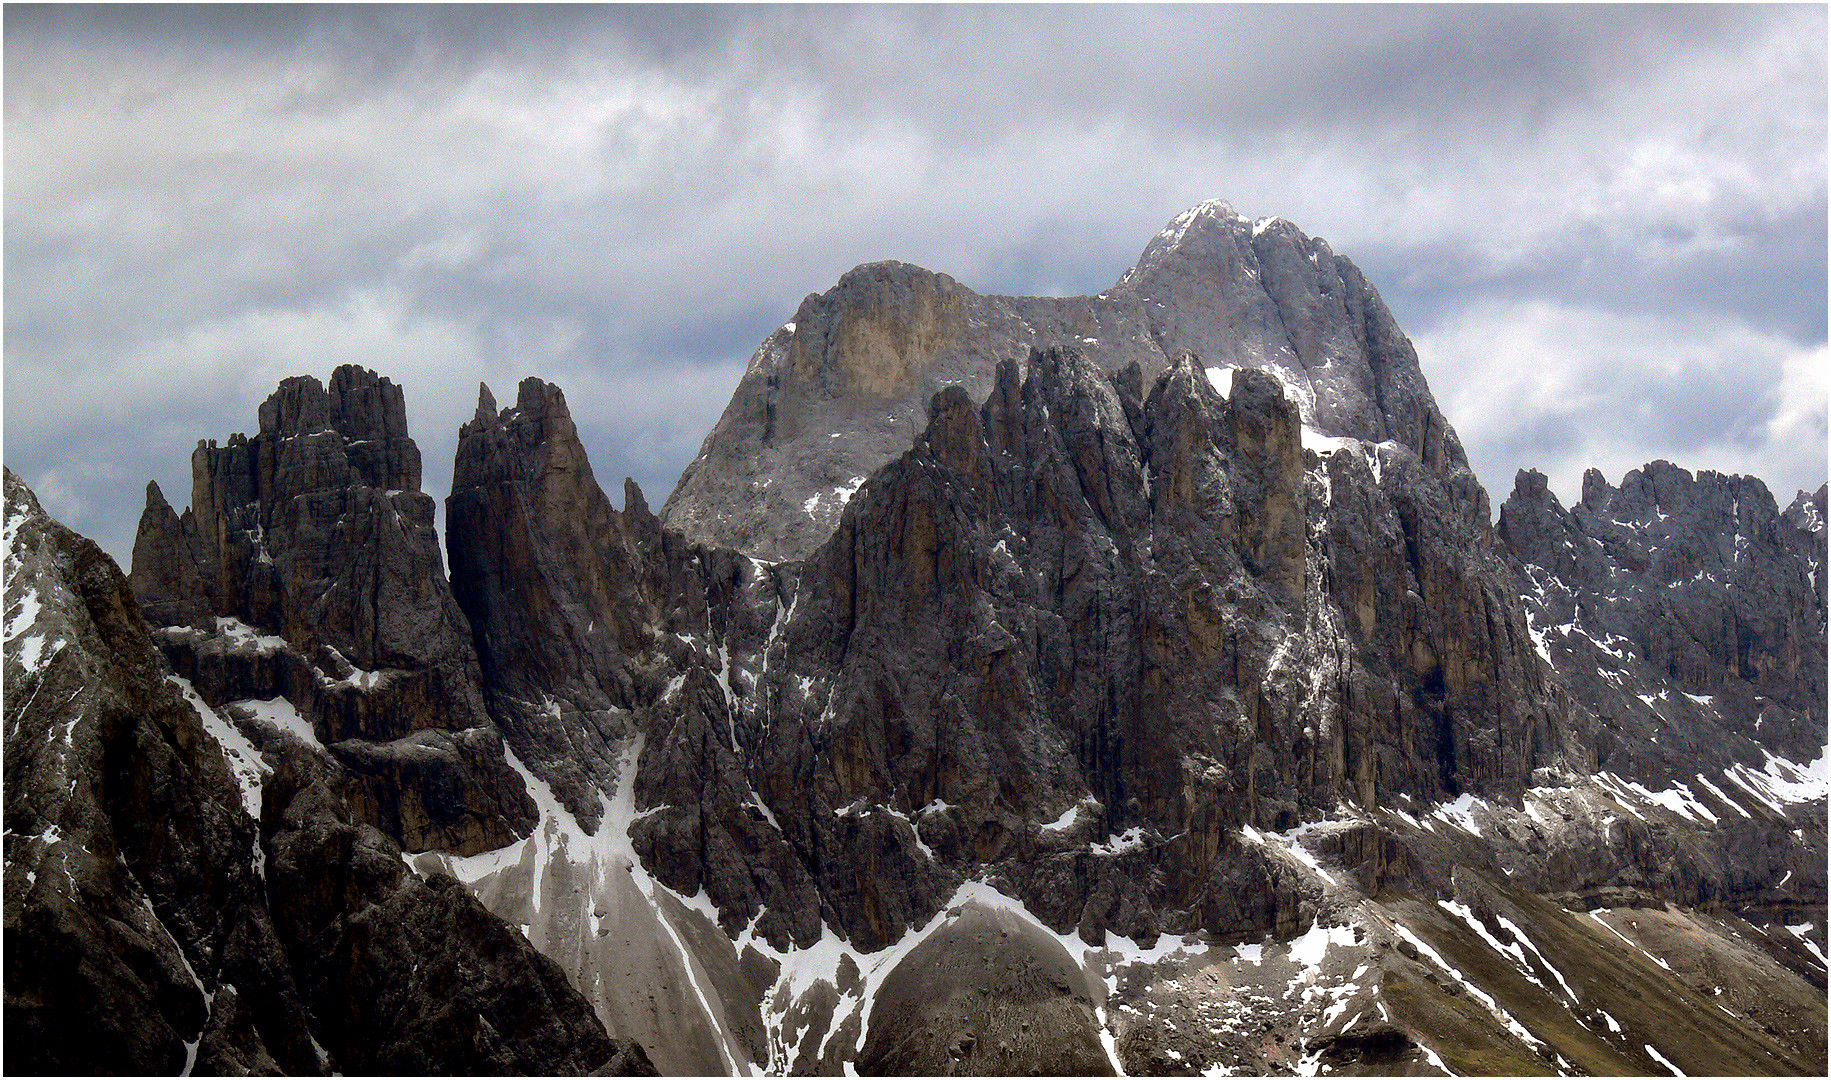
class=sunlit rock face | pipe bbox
[664,200,1484,565]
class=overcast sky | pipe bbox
[6,4,1825,564]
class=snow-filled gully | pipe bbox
[392,737,1827,1076]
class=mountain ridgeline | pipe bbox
[7,200,1824,1075]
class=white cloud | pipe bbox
[3,5,1823,560]
[1419,301,1827,510]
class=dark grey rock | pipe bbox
[130,365,534,855]
[5,468,656,1076]
[1499,461,1826,780]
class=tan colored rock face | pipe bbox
[665,202,1476,565]
[806,267,963,401]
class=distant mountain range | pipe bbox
[6,201,1823,1076]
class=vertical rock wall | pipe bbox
[130,366,532,854]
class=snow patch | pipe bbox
[1040,798,1092,833]
[1390,920,1546,1050]
[1431,793,1485,838]
[5,586,41,648]
[212,616,288,656]
[1644,1042,1686,1076]
[1784,922,1828,967]
[1090,826,1148,856]
[233,696,323,751]
[171,676,268,819]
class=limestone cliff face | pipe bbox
[434,328,1822,1076]
[130,365,532,855]
[1784,483,1827,610]
[4,469,652,1076]
[446,377,684,830]
[664,200,1486,563]
[721,347,1554,949]
[445,375,829,950]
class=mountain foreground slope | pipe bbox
[6,200,1825,1076]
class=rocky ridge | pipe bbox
[3,467,654,1075]
[665,200,1478,564]
[10,199,1823,1075]
[422,332,1823,1074]
[450,201,1820,1073]
[131,365,533,855]
[1499,463,1826,784]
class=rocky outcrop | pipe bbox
[130,365,533,855]
[1783,483,1826,609]
[662,261,1156,563]
[444,338,1562,963]
[855,902,1114,1075]
[6,468,316,1074]
[444,374,828,963]
[4,468,654,1075]
[664,200,1483,563]
[262,750,651,1076]
[445,378,659,828]
[1499,461,1827,782]
[692,345,1556,953]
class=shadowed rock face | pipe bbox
[445,378,661,831]
[1782,484,1826,600]
[664,200,1480,564]
[712,346,1553,950]
[129,365,532,855]
[1499,462,1827,783]
[53,199,1825,1075]
[427,201,1821,1077]
[448,342,1563,961]
[4,468,655,1076]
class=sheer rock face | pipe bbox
[6,468,314,1075]
[1499,462,1828,783]
[664,200,1483,563]
[1783,483,1827,609]
[445,376,827,946]
[129,365,532,855]
[4,469,652,1076]
[706,347,1554,950]
[446,379,658,830]
[66,199,1823,1074]
[261,756,650,1077]
[454,344,1561,957]
[440,204,1562,961]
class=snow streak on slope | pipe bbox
[169,676,267,819]
[412,736,754,1076]
[418,727,1282,1075]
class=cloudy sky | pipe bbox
[6,4,1825,563]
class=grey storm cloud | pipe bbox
[4,4,1825,564]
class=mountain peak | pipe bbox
[666,201,1476,561]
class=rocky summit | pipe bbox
[6,200,1825,1076]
